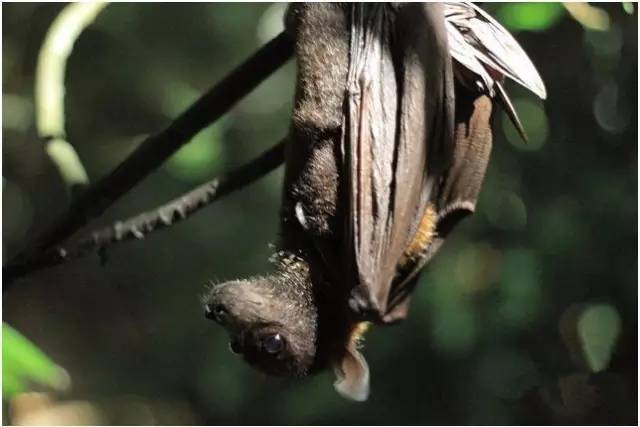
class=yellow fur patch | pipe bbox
[350,321,371,348]
[400,204,438,266]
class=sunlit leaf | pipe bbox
[3,370,27,398]
[2,323,70,398]
[564,3,610,32]
[622,2,634,15]
[578,304,621,372]
[496,3,565,32]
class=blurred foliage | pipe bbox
[2,323,69,398]
[162,81,229,182]
[623,2,635,15]
[578,304,622,373]
[2,3,637,425]
[496,3,566,32]
[564,3,611,32]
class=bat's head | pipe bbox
[203,253,371,401]
[203,259,318,377]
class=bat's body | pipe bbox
[279,3,353,375]
[204,3,544,401]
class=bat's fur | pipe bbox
[400,204,439,266]
[204,4,354,377]
[203,4,495,395]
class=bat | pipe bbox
[203,3,545,401]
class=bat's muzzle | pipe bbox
[203,282,234,325]
[204,302,229,325]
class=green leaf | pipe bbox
[2,323,70,398]
[578,304,622,372]
[622,2,634,15]
[3,370,27,398]
[496,3,565,32]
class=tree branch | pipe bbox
[3,32,294,286]
[3,142,285,287]
[36,2,108,191]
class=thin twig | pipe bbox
[36,2,108,189]
[3,32,294,286]
[3,142,285,286]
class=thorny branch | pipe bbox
[3,32,294,288]
[4,142,285,284]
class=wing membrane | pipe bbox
[444,1,546,99]
[387,87,493,318]
[344,4,455,319]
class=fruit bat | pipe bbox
[203,3,545,401]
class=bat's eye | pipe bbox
[263,333,285,355]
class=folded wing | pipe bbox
[343,4,455,320]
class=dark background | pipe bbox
[3,3,637,425]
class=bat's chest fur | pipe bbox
[279,4,351,268]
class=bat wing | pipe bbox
[444,2,546,142]
[444,1,546,100]
[342,4,455,321]
[386,86,493,322]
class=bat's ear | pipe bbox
[332,347,370,402]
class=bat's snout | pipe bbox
[203,280,264,325]
[204,301,230,324]
[203,282,235,325]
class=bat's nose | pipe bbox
[204,302,229,324]
[204,281,233,323]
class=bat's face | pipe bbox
[203,270,372,401]
[203,274,318,377]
